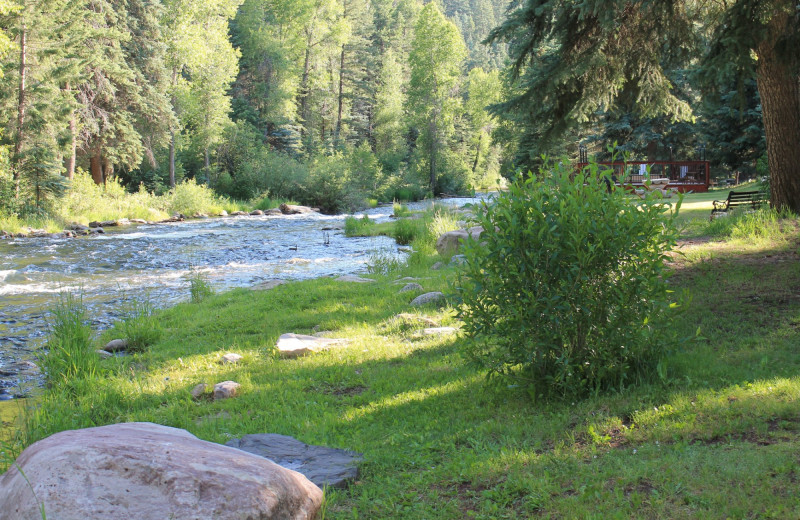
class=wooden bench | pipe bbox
[711,190,767,218]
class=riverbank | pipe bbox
[3,192,800,518]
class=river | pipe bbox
[0,196,488,399]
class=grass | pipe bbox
[3,192,800,518]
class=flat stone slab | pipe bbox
[226,433,363,489]
[421,326,458,336]
[335,275,374,283]
[277,333,348,358]
[398,283,423,293]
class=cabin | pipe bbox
[576,146,711,193]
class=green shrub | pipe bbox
[39,293,96,387]
[166,179,224,216]
[392,201,411,217]
[393,218,424,245]
[457,162,683,399]
[344,215,375,237]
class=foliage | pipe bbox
[705,207,793,244]
[38,292,96,388]
[392,201,411,217]
[392,217,423,245]
[457,161,683,398]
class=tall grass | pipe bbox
[38,292,96,387]
[119,297,162,352]
[705,207,794,244]
[344,215,376,237]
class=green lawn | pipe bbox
[2,190,799,519]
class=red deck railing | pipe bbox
[576,160,711,193]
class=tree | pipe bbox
[487,0,799,211]
[408,2,466,194]
[465,67,501,177]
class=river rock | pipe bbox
[220,353,243,364]
[264,208,283,216]
[213,381,241,400]
[130,218,147,224]
[276,333,348,358]
[219,210,228,217]
[0,422,322,520]
[335,275,374,283]
[399,282,423,293]
[90,227,105,234]
[230,211,248,216]
[193,213,209,218]
[250,209,264,216]
[68,223,88,231]
[435,226,483,255]
[279,203,316,215]
[103,339,128,352]
[191,383,209,399]
[410,292,446,307]
[226,433,363,489]
[95,349,113,359]
[430,261,444,270]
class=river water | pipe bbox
[0,196,487,399]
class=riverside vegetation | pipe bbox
[2,181,799,518]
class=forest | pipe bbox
[0,0,796,219]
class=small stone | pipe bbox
[430,262,444,270]
[130,218,147,224]
[219,210,228,217]
[264,208,283,216]
[95,350,113,359]
[250,210,264,216]
[221,353,243,364]
[213,381,241,400]
[410,292,446,307]
[399,283,423,293]
[102,339,128,352]
[190,383,209,399]
[230,211,248,216]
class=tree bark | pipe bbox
[756,11,800,213]
[169,67,178,188]
[13,24,27,198]
[90,153,104,185]
[299,43,311,138]
[472,132,482,173]
[335,45,345,145]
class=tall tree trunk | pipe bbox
[756,11,800,213]
[66,82,76,180]
[335,45,345,145]
[13,24,27,198]
[103,157,113,186]
[169,68,178,188]
[429,114,438,194]
[204,146,210,178]
[300,44,311,138]
[472,132,483,173]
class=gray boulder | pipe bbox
[227,433,363,489]
[399,283,423,293]
[435,226,483,255]
[410,292,446,307]
[213,381,241,400]
[102,339,128,352]
[0,422,322,520]
[279,203,317,215]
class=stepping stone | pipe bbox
[421,327,457,336]
[102,339,128,352]
[276,333,348,358]
[335,275,374,283]
[226,433,363,489]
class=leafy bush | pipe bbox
[457,162,683,399]
[393,218,424,245]
[166,179,224,216]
